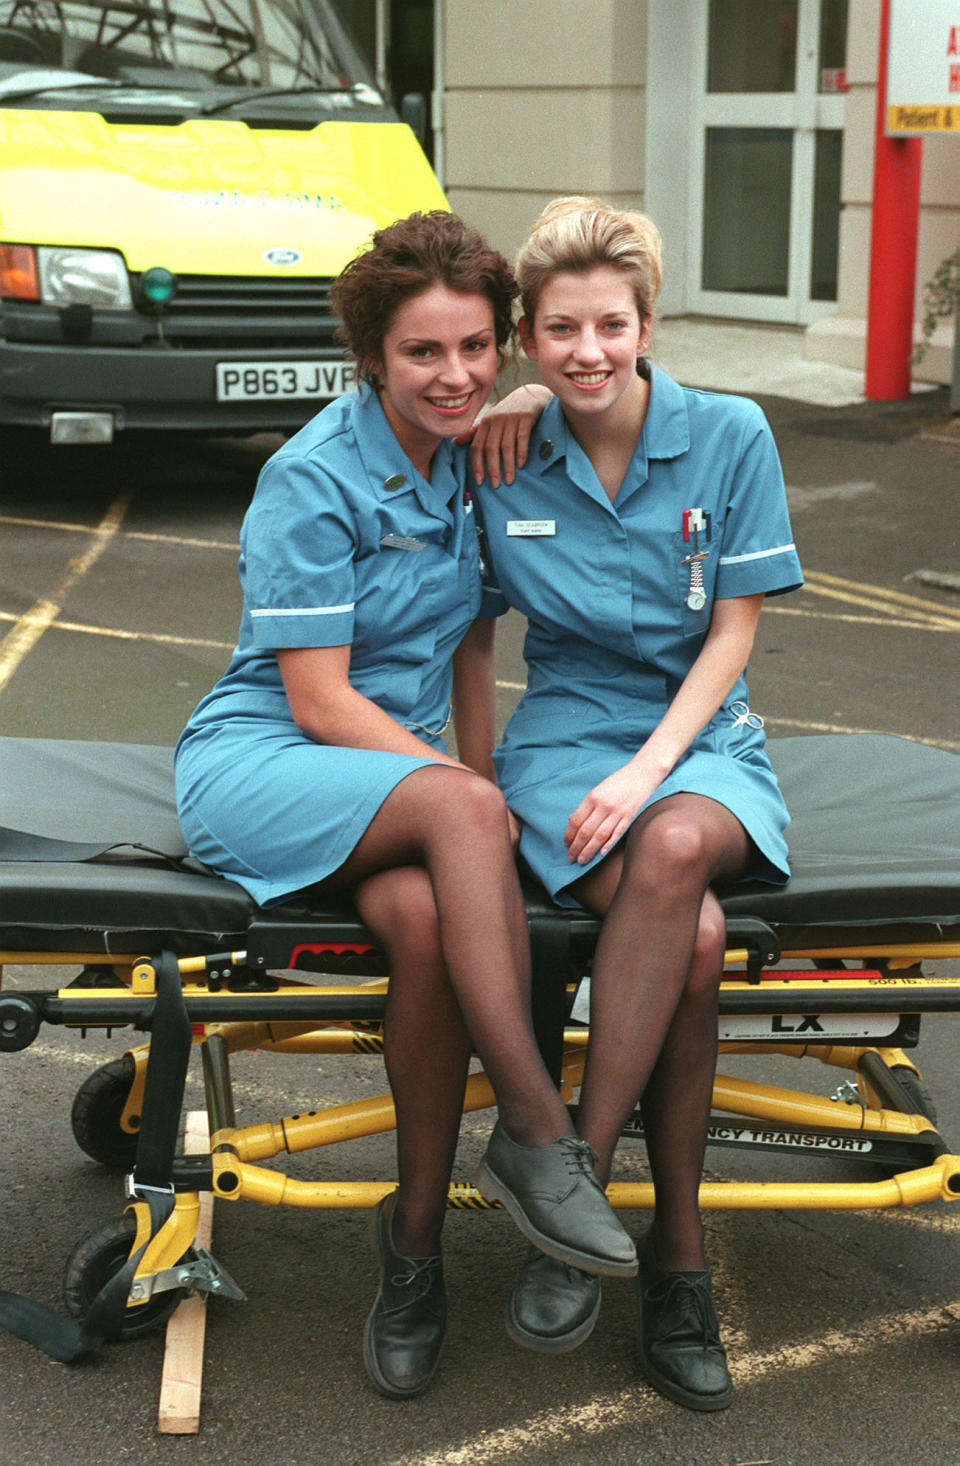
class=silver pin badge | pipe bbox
[538,440,554,460]
[383,473,406,491]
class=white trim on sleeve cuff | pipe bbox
[250,603,355,617]
[718,543,795,566]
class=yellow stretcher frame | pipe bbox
[3,937,959,1323]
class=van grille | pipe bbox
[130,273,339,347]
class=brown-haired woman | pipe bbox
[176,210,635,1400]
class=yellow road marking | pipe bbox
[398,1388,657,1464]
[805,569,960,622]
[0,610,233,652]
[763,715,960,753]
[767,603,960,631]
[0,512,238,553]
[5,604,950,657]
[0,494,131,692]
[801,579,959,629]
[400,1298,958,1466]
[728,1298,958,1386]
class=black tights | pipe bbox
[327,765,572,1256]
[570,793,750,1271]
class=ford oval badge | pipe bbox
[263,246,303,267]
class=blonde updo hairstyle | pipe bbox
[515,196,663,329]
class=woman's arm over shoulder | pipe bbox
[459,382,553,488]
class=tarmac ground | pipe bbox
[0,324,958,1465]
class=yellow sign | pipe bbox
[887,104,960,133]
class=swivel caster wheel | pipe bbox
[62,1213,186,1339]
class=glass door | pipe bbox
[687,0,847,323]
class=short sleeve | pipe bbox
[242,451,358,650]
[714,405,803,600]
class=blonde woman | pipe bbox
[475,197,802,1411]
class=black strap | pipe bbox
[0,824,188,867]
[0,952,191,1360]
[131,950,193,1188]
[0,826,129,862]
[0,1190,173,1362]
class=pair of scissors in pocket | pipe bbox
[729,700,764,731]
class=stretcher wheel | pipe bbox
[889,1065,937,1124]
[70,1056,139,1169]
[62,1214,185,1339]
[0,992,41,1051]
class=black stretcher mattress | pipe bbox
[0,734,958,956]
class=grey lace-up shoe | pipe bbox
[507,1249,602,1353]
[474,1122,637,1276]
[636,1233,733,1412]
[362,1192,446,1399]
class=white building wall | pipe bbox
[643,2,695,320]
[439,0,648,262]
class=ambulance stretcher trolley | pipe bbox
[0,732,957,1358]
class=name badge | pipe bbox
[380,534,426,551]
[506,519,556,537]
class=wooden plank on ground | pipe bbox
[157,1110,214,1435]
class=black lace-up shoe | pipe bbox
[507,1249,602,1353]
[636,1234,733,1412]
[474,1122,636,1276]
[362,1192,446,1399]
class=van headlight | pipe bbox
[38,247,133,308]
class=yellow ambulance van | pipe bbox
[0,0,446,441]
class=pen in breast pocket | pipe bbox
[682,507,710,552]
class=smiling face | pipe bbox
[374,283,499,476]
[520,265,651,428]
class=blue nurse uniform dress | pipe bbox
[475,366,803,907]
[175,384,482,907]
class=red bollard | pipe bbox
[865,0,924,402]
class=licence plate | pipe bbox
[215,360,355,402]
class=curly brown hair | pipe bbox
[331,210,517,385]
